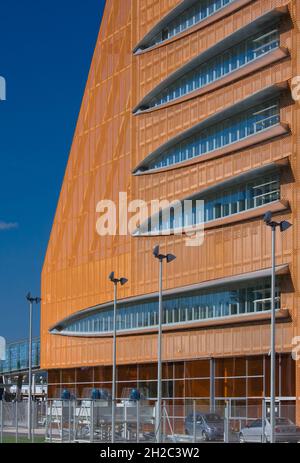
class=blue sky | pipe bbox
[0,0,106,341]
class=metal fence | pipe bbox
[0,398,298,443]
[0,401,47,442]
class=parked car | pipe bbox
[239,417,300,443]
[185,412,224,441]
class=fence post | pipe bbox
[262,399,266,443]
[73,400,76,442]
[224,401,229,443]
[90,400,94,443]
[60,401,63,443]
[162,401,167,443]
[0,400,3,443]
[32,401,35,443]
[68,400,72,443]
[136,400,140,443]
[49,401,52,443]
[124,400,127,441]
[155,401,159,442]
[15,401,18,443]
[193,400,196,443]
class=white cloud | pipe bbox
[0,221,18,231]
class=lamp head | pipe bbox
[153,245,160,258]
[120,277,128,286]
[280,220,292,232]
[108,271,115,282]
[26,292,32,301]
[263,211,273,225]
[166,253,176,264]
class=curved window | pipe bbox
[142,27,279,110]
[135,173,280,235]
[136,0,235,51]
[138,100,280,172]
[203,173,280,221]
[53,280,279,335]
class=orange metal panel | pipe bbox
[41,0,300,412]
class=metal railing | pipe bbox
[0,398,298,443]
[0,400,46,443]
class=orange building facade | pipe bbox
[41,0,300,414]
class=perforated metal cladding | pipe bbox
[41,0,299,380]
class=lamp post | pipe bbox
[263,212,291,443]
[108,272,128,443]
[153,245,176,443]
[26,293,41,440]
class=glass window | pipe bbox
[94,366,112,382]
[143,0,235,49]
[185,379,210,397]
[143,26,279,110]
[117,382,138,399]
[62,369,76,383]
[137,172,280,235]
[56,279,280,335]
[175,362,185,379]
[117,365,138,381]
[76,367,93,383]
[139,363,158,381]
[215,378,247,397]
[247,356,263,376]
[77,384,93,399]
[215,358,246,378]
[140,100,280,171]
[0,338,40,374]
[138,381,157,399]
[163,363,174,380]
[248,377,264,397]
[48,369,62,385]
[185,360,210,378]
[280,354,296,397]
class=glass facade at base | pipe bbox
[47,355,295,401]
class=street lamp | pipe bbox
[26,293,41,440]
[153,245,176,443]
[263,212,292,443]
[108,272,128,443]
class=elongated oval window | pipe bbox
[136,0,235,52]
[135,173,280,235]
[137,100,280,172]
[52,280,279,335]
[140,26,279,111]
